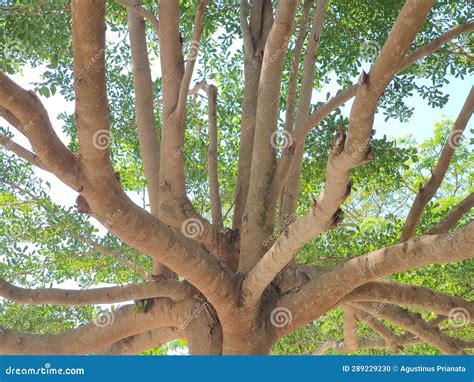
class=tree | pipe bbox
[0,0,473,355]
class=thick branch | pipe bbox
[353,302,462,355]
[72,0,113,175]
[0,73,80,189]
[278,222,474,336]
[281,0,329,226]
[97,327,181,355]
[0,298,191,354]
[127,0,172,277]
[244,0,435,302]
[343,305,359,352]
[232,0,272,230]
[239,0,299,272]
[345,281,474,323]
[0,277,191,306]
[115,0,160,37]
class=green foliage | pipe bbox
[0,0,472,355]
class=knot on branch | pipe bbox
[330,125,346,156]
[358,70,369,87]
[330,208,344,228]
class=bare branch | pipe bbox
[71,0,113,174]
[176,0,209,124]
[354,308,400,353]
[232,0,272,231]
[243,0,436,302]
[277,222,474,336]
[96,327,181,354]
[281,0,329,226]
[240,0,255,57]
[283,0,313,139]
[115,0,160,37]
[345,281,474,323]
[427,192,474,235]
[399,21,474,72]
[127,0,172,277]
[0,298,191,354]
[206,85,223,227]
[0,133,48,170]
[353,302,463,355]
[343,305,358,352]
[0,277,191,306]
[401,86,474,242]
[239,0,300,272]
[0,73,81,189]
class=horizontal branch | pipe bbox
[278,222,474,336]
[344,281,474,323]
[0,277,192,305]
[353,302,463,355]
[0,298,191,354]
[96,327,181,354]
